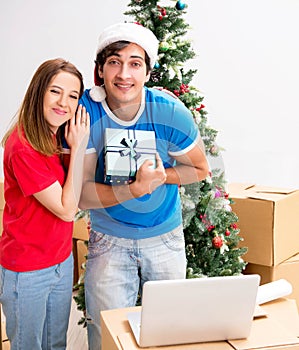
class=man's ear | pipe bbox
[98,67,104,78]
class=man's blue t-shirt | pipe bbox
[80,86,200,239]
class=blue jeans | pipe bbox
[85,226,186,350]
[0,253,73,350]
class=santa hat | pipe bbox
[95,22,159,69]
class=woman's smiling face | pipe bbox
[43,71,81,133]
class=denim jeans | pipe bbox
[84,226,186,350]
[0,253,73,350]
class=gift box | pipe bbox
[104,128,156,184]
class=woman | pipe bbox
[0,58,90,350]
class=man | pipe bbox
[78,22,209,349]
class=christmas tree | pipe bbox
[124,0,247,277]
[74,0,248,325]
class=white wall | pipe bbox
[1,0,299,188]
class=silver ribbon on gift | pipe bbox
[119,138,141,160]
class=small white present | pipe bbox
[104,128,156,184]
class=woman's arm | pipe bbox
[34,106,90,221]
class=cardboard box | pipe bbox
[72,215,88,283]
[76,239,88,278]
[100,298,299,350]
[228,183,299,266]
[229,298,299,350]
[104,128,156,184]
[73,217,89,241]
[72,238,88,285]
[245,253,299,311]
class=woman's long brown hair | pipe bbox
[2,58,84,156]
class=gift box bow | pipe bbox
[119,137,141,160]
[104,129,157,181]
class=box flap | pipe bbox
[228,183,256,196]
[118,332,232,349]
[247,193,287,201]
[229,299,299,349]
[252,185,298,195]
[228,316,299,350]
[253,305,268,318]
[229,183,298,202]
[248,185,298,201]
[228,183,256,191]
[261,299,299,337]
[285,253,299,264]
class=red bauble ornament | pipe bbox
[212,236,223,248]
[161,8,167,16]
[225,229,230,236]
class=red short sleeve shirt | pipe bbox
[0,129,73,272]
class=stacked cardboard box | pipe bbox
[228,183,299,309]
[72,216,89,284]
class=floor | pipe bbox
[67,294,88,349]
[1,293,88,350]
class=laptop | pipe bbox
[127,274,260,347]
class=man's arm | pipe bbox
[165,140,209,185]
[79,152,167,210]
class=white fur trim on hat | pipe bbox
[96,22,159,69]
[89,85,106,102]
